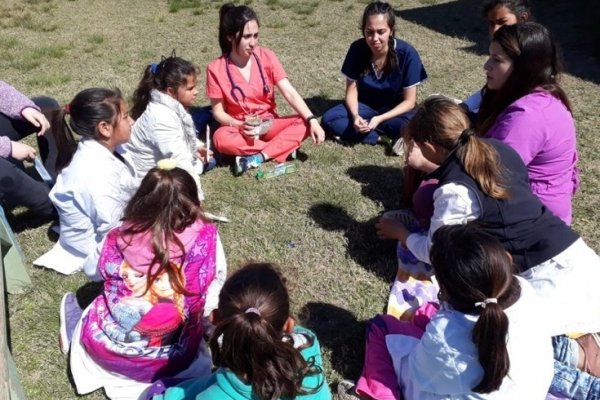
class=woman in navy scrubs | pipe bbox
[321,1,427,145]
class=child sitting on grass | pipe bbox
[128,56,213,201]
[340,223,554,399]
[151,262,331,400]
[61,162,226,400]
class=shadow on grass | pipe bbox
[346,165,403,211]
[304,96,342,117]
[299,302,366,380]
[309,203,397,282]
[7,209,56,234]
[397,0,600,83]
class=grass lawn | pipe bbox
[2,0,599,398]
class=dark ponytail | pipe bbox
[130,56,197,120]
[51,88,122,172]
[360,1,398,75]
[431,224,521,393]
[210,263,323,400]
[406,96,509,199]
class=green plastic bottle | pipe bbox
[255,163,298,180]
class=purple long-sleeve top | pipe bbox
[0,81,41,158]
[0,80,39,119]
[486,90,579,225]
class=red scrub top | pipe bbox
[206,47,287,121]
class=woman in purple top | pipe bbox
[477,22,578,225]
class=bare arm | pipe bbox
[209,98,244,129]
[345,79,369,133]
[276,78,324,144]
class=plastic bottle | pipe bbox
[255,163,298,180]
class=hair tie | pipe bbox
[459,129,473,145]
[63,103,71,114]
[474,298,498,309]
[244,307,261,317]
[156,158,177,170]
[150,63,159,74]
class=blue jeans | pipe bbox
[321,102,414,145]
[551,335,600,399]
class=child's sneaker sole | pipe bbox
[59,293,72,354]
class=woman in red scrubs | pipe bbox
[206,3,324,175]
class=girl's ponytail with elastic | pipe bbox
[131,56,197,119]
[431,224,520,394]
[406,97,508,200]
[131,64,156,120]
[51,105,77,172]
[456,128,509,200]
[52,88,122,172]
[471,297,510,393]
[210,263,322,400]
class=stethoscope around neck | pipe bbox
[226,52,270,105]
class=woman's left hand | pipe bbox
[21,107,50,136]
[309,120,325,144]
[367,115,383,131]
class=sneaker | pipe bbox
[576,333,600,377]
[234,156,244,175]
[234,154,264,176]
[59,292,83,354]
[337,379,364,400]
[392,137,406,157]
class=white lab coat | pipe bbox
[35,138,137,279]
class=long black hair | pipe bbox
[477,22,570,135]
[210,263,323,400]
[51,88,122,172]
[130,56,197,119]
[361,1,398,75]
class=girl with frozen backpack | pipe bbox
[62,162,226,400]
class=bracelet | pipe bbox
[306,115,318,123]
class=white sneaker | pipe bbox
[59,292,82,354]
